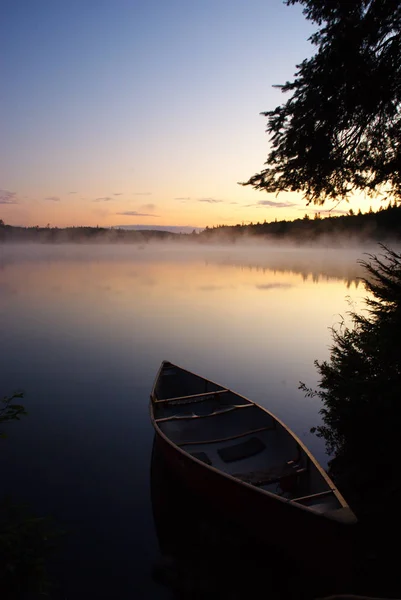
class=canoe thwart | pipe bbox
[154,389,229,405]
[154,403,253,424]
[291,489,335,503]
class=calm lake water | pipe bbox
[0,242,373,598]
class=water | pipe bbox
[0,243,369,598]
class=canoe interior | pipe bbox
[152,362,350,518]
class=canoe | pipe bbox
[150,360,357,579]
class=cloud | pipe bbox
[44,196,61,202]
[92,197,114,202]
[139,203,156,212]
[256,200,298,208]
[116,211,159,217]
[174,197,190,201]
[245,200,297,208]
[113,192,123,196]
[0,189,18,204]
[230,201,238,205]
[134,192,152,196]
[68,191,77,194]
[197,197,224,203]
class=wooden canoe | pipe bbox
[150,360,357,579]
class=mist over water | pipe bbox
[0,241,380,597]
[0,237,380,271]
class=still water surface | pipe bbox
[0,243,370,597]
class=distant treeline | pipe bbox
[0,222,176,243]
[1,203,401,243]
[198,203,401,243]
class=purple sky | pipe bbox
[1,1,381,228]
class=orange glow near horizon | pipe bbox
[1,187,388,231]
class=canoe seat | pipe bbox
[190,451,212,465]
[233,464,307,487]
[218,437,266,463]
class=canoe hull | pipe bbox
[153,429,356,586]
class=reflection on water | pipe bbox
[0,241,368,280]
[0,244,372,597]
[0,244,367,454]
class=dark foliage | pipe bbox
[0,393,26,438]
[197,202,401,244]
[300,245,401,517]
[299,244,401,596]
[243,0,401,204]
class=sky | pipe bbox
[1,0,387,231]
